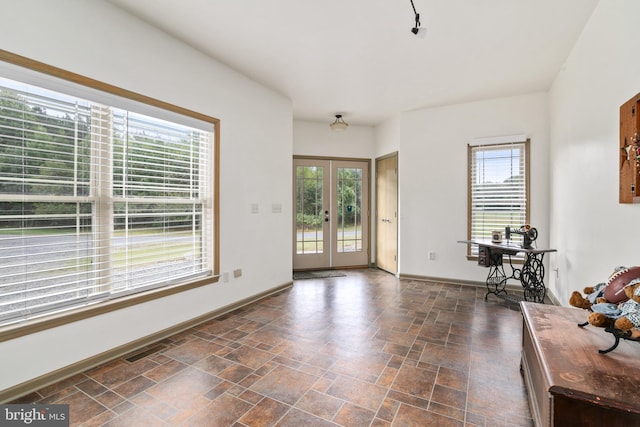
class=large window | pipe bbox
[467,138,529,257]
[0,53,218,328]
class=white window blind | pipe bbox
[468,139,529,257]
[0,75,214,325]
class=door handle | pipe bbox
[324,210,329,222]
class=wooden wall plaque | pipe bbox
[620,92,640,203]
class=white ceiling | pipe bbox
[108,0,599,126]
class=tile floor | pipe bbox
[12,269,533,426]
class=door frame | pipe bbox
[293,155,371,271]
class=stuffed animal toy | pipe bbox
[586,279,640,330]
[612,280,640,331]
[604,266,640,303]
[569,282,607,310]
[568,266,640,331]
[569,266,638,310]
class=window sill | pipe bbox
[0,274,220,343]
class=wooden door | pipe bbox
[376,153,398,274]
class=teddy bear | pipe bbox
[568,266,640,331]
[612,280,640,331]
[569,282,607,310]
[586,279,640,332]
[568,266,634,311]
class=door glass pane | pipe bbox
[336,167,362,253]
[296,166,324,254]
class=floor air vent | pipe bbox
[124,344,166,363]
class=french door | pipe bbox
[293,157,369,270]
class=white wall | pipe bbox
[549,0,640,305]
[0,0,292,392]
[374,115,402,159]
[393,93,550,283]
[293,120,375,158]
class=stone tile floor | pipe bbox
[12,269,533,426]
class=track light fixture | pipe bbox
[329,114,349,132]
[410,0,426,36]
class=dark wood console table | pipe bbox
[521,302,640,426]
[458,239,556,303]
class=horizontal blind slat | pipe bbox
[469,141,528,256]
[0,72,213,326]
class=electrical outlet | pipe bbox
[223,272,229,283]
[428,252,436,261]
[233,268,242,278]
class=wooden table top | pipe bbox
[458,239,556,254]
[521,302,640,412]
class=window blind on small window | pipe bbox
[468,139,529,257]
[0,73,214,325]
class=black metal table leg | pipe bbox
[459,239,556,306]
[520,253,546,303]
[485,262,508,300]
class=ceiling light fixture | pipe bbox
[329,114,349,132]
[410,0,426,36]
